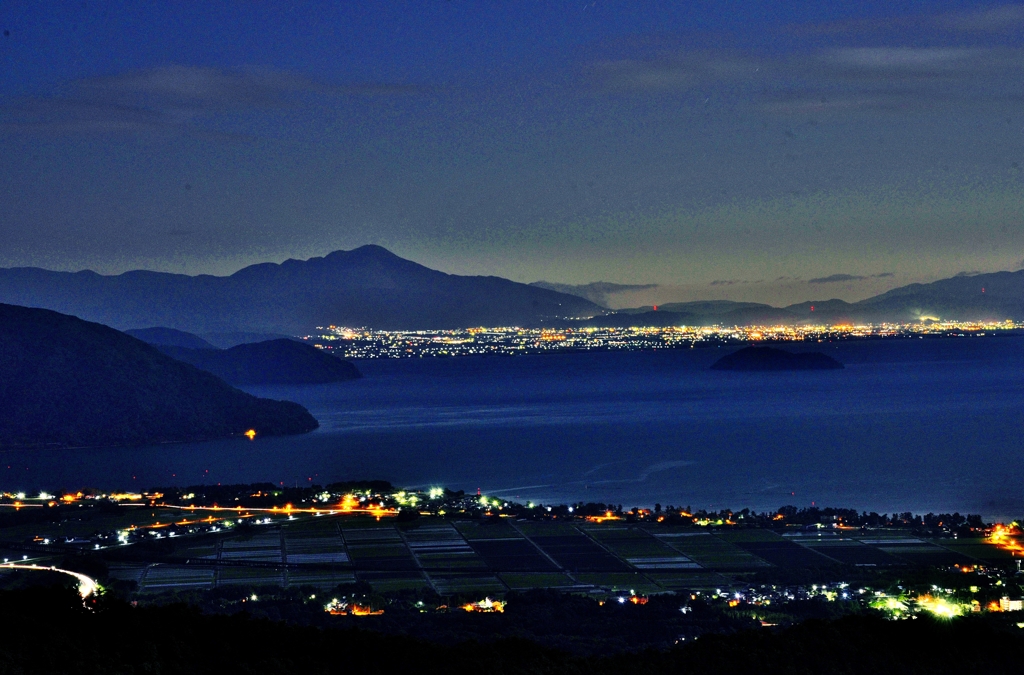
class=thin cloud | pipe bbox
[817,47,1024,81]
[936,5,1024,33]
[784,5,1024,37]
[764,47,1024,114]
[588,51,765,93]
[583,11,1024,113]
[809,273,866,284]
[808,272,895,284]
[0,65,419,135]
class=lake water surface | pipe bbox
[4,338,1023,519]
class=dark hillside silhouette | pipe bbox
[0,304,318,448]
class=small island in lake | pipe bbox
[710,346,844,371]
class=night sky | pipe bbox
[2,2,1023,306]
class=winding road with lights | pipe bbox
[0,563,98,598]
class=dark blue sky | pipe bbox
[2,1,1023,306]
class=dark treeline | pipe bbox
[1,585,1022,674]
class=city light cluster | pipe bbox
[305,321,1020,359]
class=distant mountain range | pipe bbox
[0,304,318,449]
[1,247,1022,331]
[0,246,602,334]
[568,272,1024,326]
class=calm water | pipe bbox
[4,338,1024,519]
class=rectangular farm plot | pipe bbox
[107,564,148,585]
[655,532,771,570]
[796,540,903,566]
[513,522,583,537]
[498,572,578,590]
[357,571,430,592]
[430,574,507,595]
[574,573,661,594]
[341,527,402,544]
[346,543,410,557]
[403,524,476,557]
[220,532,283,563]
[284,532,349,565]
[728,538,839,569]
[875,542,975,567]
[285,550,349,565]
[286,569,356,589]
[625,556,701,570]
[645,571,728,591]
[585,528,700,570]
[468,538,560,572]
[528,535,631,572]
[933,540,1016,563]
[416,552,489,574]
[454,521,522,540]
[716,529,786,542]
[346,543,418,572]
[140,565,214,591]
[183,544,219,560]
[217,567,285,587]
[407,524,491,573]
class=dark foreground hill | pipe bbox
[157,338,362,386]
[0,304,318,448]
[2,586,1022,674]
[0,245,603,334]
[711,346,844,371]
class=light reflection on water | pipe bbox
[2,338,1023,519]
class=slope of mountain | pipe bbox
[201,332,297,349]
[600,301,800,326]
[850,270,1024,322]
[576,310,695,328]
[0,246,603,334]
[782,271,1024,323]
[530,281,658,307]
[608,270,1024,325]
[657,300,777,316]
[158,339,362,386]
[125,327,217,350]
[0,304,318,449]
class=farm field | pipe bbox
[3,512,1012,597]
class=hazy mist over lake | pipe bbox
[5,337,1023,519]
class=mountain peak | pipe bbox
[320,245,404,264]
[0,247,602,333]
